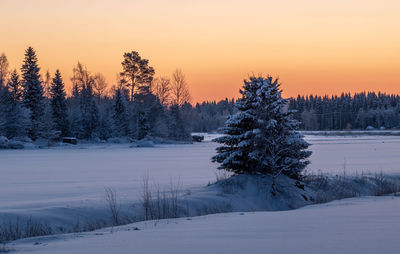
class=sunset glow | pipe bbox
[1,0,399,102]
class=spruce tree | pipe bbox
[137,110,150,140]
[212,76,311,179]
[168,104,190,141]
[133,84,161,139]
[50,70,69,136]
[0,87,28,138]
[7,69,22,102]
[21,47,45,140]
[112,89,128,136]
[79,82,99,139]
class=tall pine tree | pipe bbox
[50,70,69,136]
[212,76,311,179]
[120,51,155,102]
[21,47,45,140]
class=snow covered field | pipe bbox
[10,196,400,254]
[1,135,400,223]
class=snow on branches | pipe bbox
[212,76,311,179]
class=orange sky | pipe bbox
[0,0,399,102]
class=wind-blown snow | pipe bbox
[11,196,400,254]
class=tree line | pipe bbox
[288,93,400,130]
[0,48,234,143]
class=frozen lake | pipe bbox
[1,135,400,217]
[306,135,400,174]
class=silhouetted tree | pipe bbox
[152,76,171,106]
[171,69,191,107]
[112,89,129,136]
[7,69,22,102]
[50,70,69,136]
[0,53,9,89]
[21,47,45,140]
[120,51,155,102]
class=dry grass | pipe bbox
[104,187,122,225]
[141,173,183,220]
[0,217,52,244]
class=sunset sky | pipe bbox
[0,0,399,102]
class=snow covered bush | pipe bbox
[212,76,311,179]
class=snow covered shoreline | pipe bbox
[1,172,399,245]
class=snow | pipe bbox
[1,135,400,231]
[0,142,217,221]
[10,196,400,254]
[307,135,400,174]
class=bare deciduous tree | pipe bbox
[152,76,171,106]
[171,69,191,107]
[71,62,94,96]
[93,73,108,98]
[104,187,121,225]
[43,70,51,98]
[0,53,9,88]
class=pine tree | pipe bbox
[50,70,69,136]
[21,47,45,140]
[112,89,129,136]
[212,76,311,179]
[120,51,155,102]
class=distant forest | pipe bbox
[288,93,400,130]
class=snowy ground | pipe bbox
[10,196,400,254]
[307,135,400,174]
[1,135,400,225]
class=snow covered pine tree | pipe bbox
[21,47,45,140]
[212,76,311,180]
[50,70,69,137]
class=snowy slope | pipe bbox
[10,196,400,254]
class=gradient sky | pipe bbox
[0,0,399,102]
